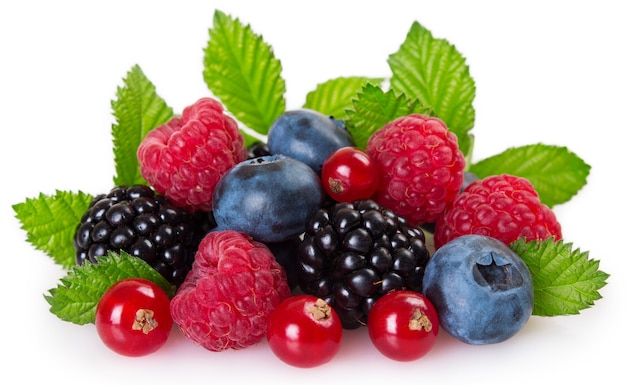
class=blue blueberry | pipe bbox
[422,234,534,345]
[267,109,355,174]
[212,154,325,243]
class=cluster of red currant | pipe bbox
[267,292,439,368]
[95,278,440,366]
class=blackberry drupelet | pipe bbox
[73,185,210,287]
[296,199,430,329]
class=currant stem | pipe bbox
[409,308,432,332]
[328,177,344,194]
[132,308,159,334]
[307,298,332,320]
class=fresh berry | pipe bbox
[95,278,173,357]
[366,114,466,225]
[267,109,355,174]
[247,141,271,159]
[434,174,562,248]
[321,146,379,202]
[267,295,343,368]
[367,290,439,361]
[296,199,430,329]
[170,230,291,351]
[421,171,480,234]
[422,234,534,345]
[212,154,325,243]
[265,237,302,292]
[73,185,207,287]
[137,97,247,212]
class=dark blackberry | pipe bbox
[296,199,430,329]
[73,185,211,287]
[265,236,301,292]
[247,141,271,159]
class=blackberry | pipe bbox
[296,199,430,329]
[247,141,271,159]
[266,237,302,292]
[73,185,211,287]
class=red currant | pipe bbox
[266,295,343,368]
[367,290,439,361]
[95,278,173,357]
[321,146,379,202]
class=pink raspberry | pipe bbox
[170,230,290,351]
[137,97,247,212]
[366,114,466,225]
[434,174,562,248]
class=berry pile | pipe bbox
[14,10,604,369]
[67,104,569,361]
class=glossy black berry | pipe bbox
[246,141,271,159]
[265,236,301,292]
[297,199,430,329]
[73,185,212,287]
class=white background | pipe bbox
[1,1,623,384]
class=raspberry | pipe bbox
[137,97,247,212]
[434,174,563,248]
[170,230,291,351]
[366,114,466,225]
[296,199,430,330]
[73,185,208,287]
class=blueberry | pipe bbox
[422,234,533,345]
[212,154,325,243]
[267,109,355,174]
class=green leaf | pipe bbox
[470,144,591,207]
[510,238,609,317]
[388,20,475,156]
[13,190,93,269]
[112,64,174,186]
[44,251,175,325]
[345,83,433,149]
[304,76,384,120]
[204,9,286,136]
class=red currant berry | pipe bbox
[367,290,439,361]
[321,146,379,202]
[266,295,343,368]
[95,278,173,357]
